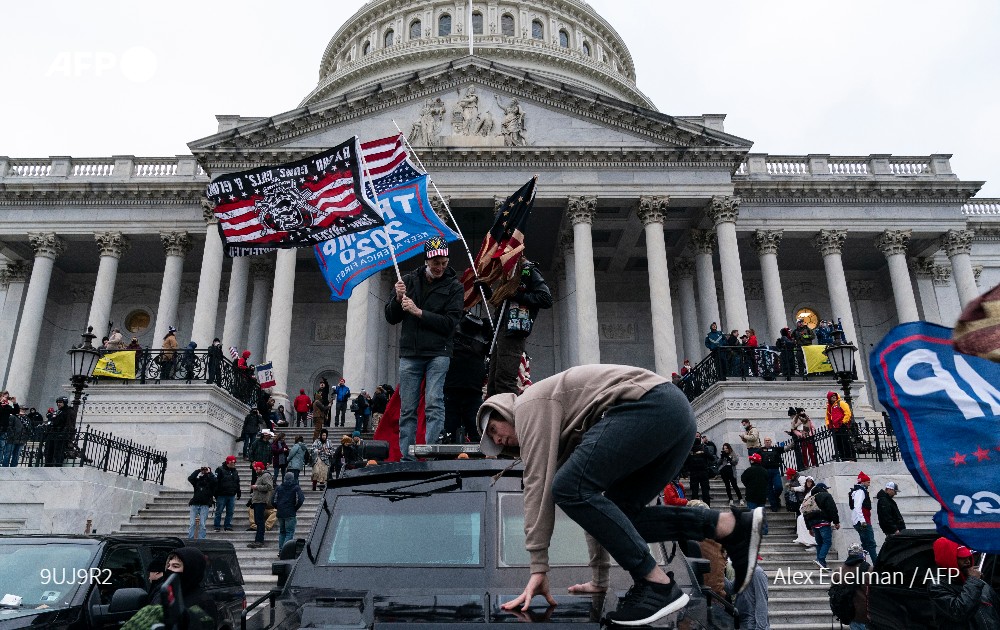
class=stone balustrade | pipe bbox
[964,199,1000,215]
[737,153,953,179]
[0,156,207,181]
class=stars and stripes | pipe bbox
[517,352,532,394]
[360,134,425,199]
[461,176,537,309]
[206,136,384,256]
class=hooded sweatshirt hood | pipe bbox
[477,393,517,456]
[167,546,207,595]
[827,391,838,401]
[241,350,251,358]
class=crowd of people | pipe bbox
[0,390,78,467]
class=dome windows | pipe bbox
[531,19,544,40]
[410,19,422,40]
[362,40,371,55]
[501,13,515,36]
[384,29,395,48]
[559,29,569,48]
[472,11,483,35]
[582,41,591,57]
[439,13,451,36]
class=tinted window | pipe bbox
[531,20,544,40]
[325,493,484,566]
[410,20,422,40]
[439,14,451,36]
[99,546,145,604]
[501,14,514,36]
[384,29,395,48]
[0,542,97,609]
[497,493,664,567]
[583,42,591,57]
[472,12,483,35]
[559,29,569,48]
[363,41,371,55]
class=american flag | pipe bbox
[461,177,537,308]
[360,134,425,199]
[207,136,384,256]
[517,353,532,394]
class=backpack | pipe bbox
[304,448,314,466]
[828,582,857,624]
[800,492,822,518]
[350,399,358,413]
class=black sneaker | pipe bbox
[605,576,689,626]
[720,507,765,593]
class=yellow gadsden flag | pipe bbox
[92,351,137,379]
[803,345,833,373]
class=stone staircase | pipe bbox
[699,478,840,629]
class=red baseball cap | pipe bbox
[225,456,237,464]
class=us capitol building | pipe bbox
[1,0,997,476]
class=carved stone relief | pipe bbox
[600,320,636,341]
[411,86,528,147]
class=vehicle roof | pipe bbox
[329,458,522,487]
[0,534,185,545]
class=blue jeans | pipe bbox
[0,442,22,467]
[398,356,450,461]
[765,468,782,511]
[550,383,719,579]
[854,523,878,565]
[188,505,209,539]
[213,495,236,530]
[746,502,768,535]
[278,516,297,552]
[813,524,832,565]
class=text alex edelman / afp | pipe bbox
[772,566,961,586]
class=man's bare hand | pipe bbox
[567,581,607,595]
[401,296,421,317]
[502,572,557,612]
[394,281,406,301]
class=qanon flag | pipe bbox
[870,321,1000,553]
[313,174,458,301]
[206,136,384,256]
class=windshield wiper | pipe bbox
[352,472,463,502]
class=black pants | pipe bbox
[689,474,711,506]
[296,411,308,427]
[334,401,347,427]
[444,388,483,444]
[719,466,742,501]
[487,333,524,397]
[833,427,856,461]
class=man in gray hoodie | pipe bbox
[478,364,764,626]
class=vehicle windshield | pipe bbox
[323,492,484,566]
[0,541,97,609]
[498,493,664,567]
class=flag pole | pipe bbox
[391,119,494,327]
[468,0,474,55]
[357,139,403,284]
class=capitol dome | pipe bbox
[300,0,654,109]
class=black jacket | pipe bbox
[214,465,241,498]
[687,441,712,478]
[929,576,1000,629]
[741,464,769,504]
[385,266,464,358]
[187,470,217,506]
[273,477,306,518]
[499,262,552,337]
[875,489,906,534]
[241,411,262,440]
[804,487,841,529]
[371,391,388,414]
[0,401,20,433]
[759,446,782,470]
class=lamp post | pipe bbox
[822,324,858,411]
[68,326,100,431]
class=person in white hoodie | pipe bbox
[791,476,816,547]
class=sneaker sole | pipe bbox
[607,593,690,626]
[736,508,765,594]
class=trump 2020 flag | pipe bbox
[314,174,458,300]
[92,351,137,380]
[206,136,384,256]
[256,361,276,389]
[870,321,1000,553]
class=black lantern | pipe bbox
[68,327,100,425]
[823,323,858,411]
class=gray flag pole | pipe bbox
[357,138,403,284]
[390,119,495,328]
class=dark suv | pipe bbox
[0,534,245,630]
[248,459,731,629]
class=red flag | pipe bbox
[372,383,427,462]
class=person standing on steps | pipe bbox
[247,461,274,549]
[212,455,241,532]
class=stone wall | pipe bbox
[0,467,161,535]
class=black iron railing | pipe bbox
[3,424,167,484]
[92,348,262,408]
[780,421,899,470]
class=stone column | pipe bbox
[560,233,579,367]
[0,262,30,385]
[752,229,787,342]
[153,232,192,346]
[674,258,701,366]
[247,259,273,360]
[931,264,960,324]
[690,229,721,336]
[264,249,297,406]
[910,258,942,325]
[342,278,371,389]
[189,204,225,348]
[638,196,678,376]
[221,256,250,351]
[568,197,600,365]
[814,229,867,384]
[709,196,749,334]
[6,234,64,399]
[941,229,979,308]
[875,230,919,323]
[87,232,130,334]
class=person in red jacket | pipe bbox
[663,478,688,506]
[293,389,311,428]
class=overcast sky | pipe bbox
[1,1,997,196]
